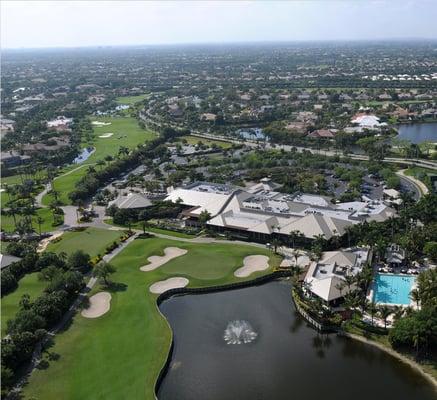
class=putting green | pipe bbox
[23,237,281,399]
[46,227,126,257]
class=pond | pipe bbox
[396,122,437,144]
[73,147,95,164]
[158,281,436,400]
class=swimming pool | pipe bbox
[373,273,416,305]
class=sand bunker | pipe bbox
[37,231,64,253]
[140,247,187,272]
[234,255,270,278]
[149,277,189,294]
[81,292,111,318]
[98,133,114,138]
[92,121,111,126]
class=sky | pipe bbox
[1,0,437,49]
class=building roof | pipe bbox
[168,180,396,239]
[165,182,237,217]
[110,193,152,209]
[351,114,387,128]
[304,248,369,302]
[0,254,21,270]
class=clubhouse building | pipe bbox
[166,178,396,242]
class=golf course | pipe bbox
[1,228,127,338]
[22,236,282,399]
[42,116,156,205]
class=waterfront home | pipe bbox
[303,248,370,306]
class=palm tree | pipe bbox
[289,230,303,249]
[367,301,378,326]
[8,206,18,230]
[291,249,301,267]
[410,288,420,308]
[36,216,44,237]
[271,238,281,254]
[313,234,327,250]
[335,281,345,299]
[344,274,356,293]
[343,292,359,312]
[378,305,392,329]
[118,146,129,158]
[356,265,373,294]
[291,265,303,285]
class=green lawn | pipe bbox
[104,218,197,239]
[1,273,46,337]
[23,237,281,400]
[179,135,233,149]
[42,116,156,205]
[1,207,60,234]
[146,226,197,239]
[116,94,149,105]
[46,227,126,257]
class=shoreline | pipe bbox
[338,331,437,391]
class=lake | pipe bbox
[396,122,437,144]
[158,281,436,400]
[73,147,95,164]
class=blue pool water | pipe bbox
[373,274,415,305]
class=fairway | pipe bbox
[1,273,46,337]
[42,116,156,205]
[116,94,149,105]
[23,237,281,400]
[46,227,126,257]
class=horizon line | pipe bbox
[2,37,437,51]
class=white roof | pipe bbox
[170,180,395,239]
[110,193,152,209]
[166,185,235,216]
[383,189,400,199]
[304,248,369,302]
[47,116,73,127]
[351,114,387,128]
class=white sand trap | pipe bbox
[234,255,270,278]
[92,121,111,126]
[149,277,189,294]
[98,132,114,138]
[81,292,111,318]
[37,231,64,253]
[140,247,187,272]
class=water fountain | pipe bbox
[223,320,258,345]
